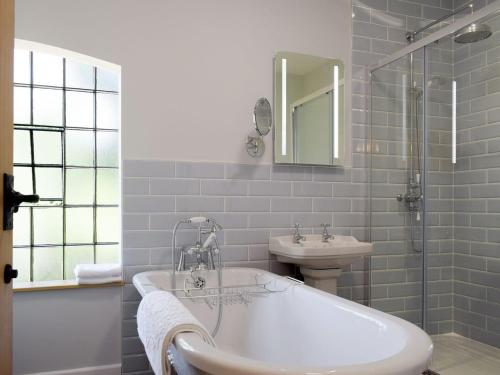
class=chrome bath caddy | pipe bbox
[162,273,304,307]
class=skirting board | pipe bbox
[25,363,121,375]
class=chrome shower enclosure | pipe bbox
[369,0,500,347]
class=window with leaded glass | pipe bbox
[13,46,121,282]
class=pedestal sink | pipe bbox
[269,234,373,294]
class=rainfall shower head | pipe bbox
[454,23,492,43]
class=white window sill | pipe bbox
[13,279,123,293]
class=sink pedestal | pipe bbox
[300,267,342,295]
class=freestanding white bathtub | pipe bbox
[133,268,433,375]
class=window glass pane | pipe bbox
[96,207,119,243]
[64,246,94,279]
[33,207,63,245]
[96,93,119,129]
[33,88,63,126]
[33,246,63,281]
[13,247,31,282]
[14,166,33,195]
[97,168,118,205]
[66,168,94,205]
[14,49,30,84]
[66,207,94,244]
[13,207,31,247]
[97,68,119,92]
[33,52,63,86]
[35,167,63,200]
[12,51,121,281]
[66,60,94,90]
[66,130,94,166]
[96,244,120,264]
[33,131,62,164]
[14,130,32,164]
[14,86,31,125]
[66,91,94,128]
[96,131,118,167]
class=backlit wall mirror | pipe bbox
[274,52,344,166]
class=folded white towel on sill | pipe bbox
[137,291,216,375]
[76,275,122,285]
[74,263,121,279]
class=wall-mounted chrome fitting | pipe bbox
[246,136,265,157]
[246,98,272,158]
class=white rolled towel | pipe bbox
[76,275,122,285]
[74,263,121,280]
[137,291,216,375]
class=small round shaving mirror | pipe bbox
[253,98,272,136]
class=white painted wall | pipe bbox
[13,1,352,372]
[13,288,122,374]
[15,0,352,164]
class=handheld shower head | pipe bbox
[187,217,222,231]
[188,216,209,224]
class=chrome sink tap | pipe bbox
[292,223,306,244]
[321,223,333,242]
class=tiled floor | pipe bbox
[431,333,500,374]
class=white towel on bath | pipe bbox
[137,291,216,375]
[76,275,122,285]
[74,263,121,279]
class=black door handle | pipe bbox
[4,264,18,284]
[3,173,39,230]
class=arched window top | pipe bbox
[15,39,120,74]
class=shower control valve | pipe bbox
[405,192,421,203]
[396,192,421,203]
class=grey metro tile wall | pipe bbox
[121,159,371,372]
[452,11,500,347]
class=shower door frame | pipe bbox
[368,0,500,333]
[369,50,427,329]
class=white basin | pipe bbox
[269,234,373,294]
[269,234,373,269]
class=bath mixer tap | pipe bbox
[320,223,333,242]
[292,223,306,244]
[178,242,202,271]
[173,218,223,272]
